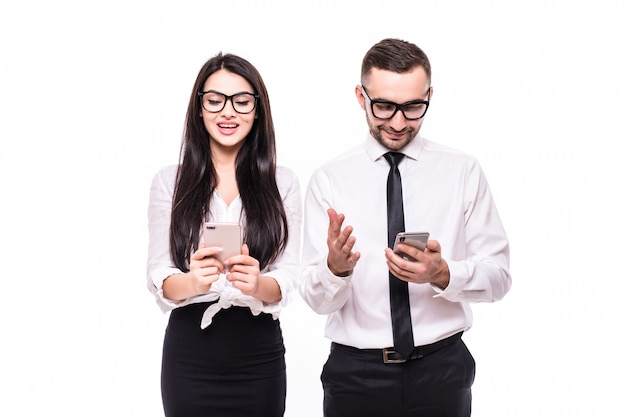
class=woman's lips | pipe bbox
[217,122,238,135]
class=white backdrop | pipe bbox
[1,1,625,416]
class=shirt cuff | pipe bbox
[148,266,185,312]
[431,260,467,300]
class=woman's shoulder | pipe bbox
[153,164,178,180]
[275,165,301,193]
[276,165,298,182]
[150,164,179,191]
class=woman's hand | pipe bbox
[224,244,261,296]
[189,243,225,295]
[162,243,225,301]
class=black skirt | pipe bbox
[161,302,286,417]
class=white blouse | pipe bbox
[147,164,302,328]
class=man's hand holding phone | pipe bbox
[386,232,450,289]
[392,232,429,261]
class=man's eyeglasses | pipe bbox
[361,86,430,120]
[198,90,259,114]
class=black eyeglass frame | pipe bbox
[361,85,431,120]
[197,90,260,114]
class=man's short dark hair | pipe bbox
[361,38,432,85]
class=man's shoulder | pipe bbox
[315,144,367,172]
[421,137,478,164]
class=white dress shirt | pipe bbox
[147,164,302,328]
[300,134,511,348]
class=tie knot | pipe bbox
[384,152,405,167]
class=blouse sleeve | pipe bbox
[261,166,303,313]
[146,165,184,312]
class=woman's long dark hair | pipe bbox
[170,53,288,272]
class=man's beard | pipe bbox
[368,120,419,151]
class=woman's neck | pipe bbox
[212,147,240,206]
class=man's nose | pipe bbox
[388,109,407,131]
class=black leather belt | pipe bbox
[332,331,463,364]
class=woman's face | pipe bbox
[200,69,257,152]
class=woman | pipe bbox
[147,52,301,416]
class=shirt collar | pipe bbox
[364,132,425,163]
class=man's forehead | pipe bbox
[365,67,430,100]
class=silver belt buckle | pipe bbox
[382,348,407,364]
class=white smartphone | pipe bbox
[203,222,242,268]
[393,232,429,261]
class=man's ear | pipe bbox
[355,85,366,110]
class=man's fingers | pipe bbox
[425,240,441,253]
[327,208,345,238]
[339,233,356,254]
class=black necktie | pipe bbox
[384,152,414,358]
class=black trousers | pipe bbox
[321,337,475,417]
[161,303,286,417]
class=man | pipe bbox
[300,38,511,416]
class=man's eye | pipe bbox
[405,103,425,111]
[375,103,395,111]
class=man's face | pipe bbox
[356,67,431,151]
